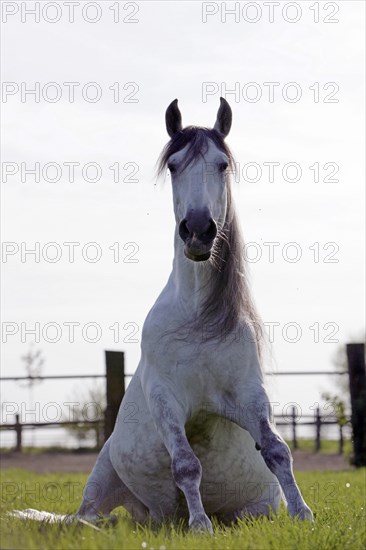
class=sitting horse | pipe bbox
[76,97,313,533]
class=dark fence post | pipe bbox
[104,351,125,442]
[95,422,101,450]
[315,407,321,452]
[338,424,344,455]
[347,343,366,466]
[291,406,298,450]
[15,414,22,452]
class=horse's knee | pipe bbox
[261,438,293,477]
[171,449,202,490]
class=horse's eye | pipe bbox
[168,163,176,174]
[218,162,228,172]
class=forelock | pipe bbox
[157,127,235,176]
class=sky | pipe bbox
[1,0,365,446]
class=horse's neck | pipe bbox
[170,228,213,314]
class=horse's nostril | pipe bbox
[179,219,191,242]
[179,216,217,244]
[202,218,217,243]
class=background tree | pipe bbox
[63,384,105,449]
[19,345,45,446]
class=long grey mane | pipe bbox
[158,127,263,360]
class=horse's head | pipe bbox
[160,98,233,262]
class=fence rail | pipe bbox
[0,374,107,381]
[0,415,103,451]
[0,371,347,381]
[0,407,350,454]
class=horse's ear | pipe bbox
[213,97,232,138]
[165,99,183,138]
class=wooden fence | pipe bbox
[0,350,125,451]
[1,344,365,464]
[8,415,103,452]
[2,405,349,455]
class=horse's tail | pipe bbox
[7,509,102,530]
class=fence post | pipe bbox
[347,343,366,466]
[15,414,22,452]
[95,422,101,450]
[104,351,125,442]
[291,406,298,450]
[315,406,321,452]
[338,424,344,455]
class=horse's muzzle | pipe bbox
[179,212,217,262]
[183,242,212,262]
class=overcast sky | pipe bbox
[1,1,365,445]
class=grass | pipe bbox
[0,446,99,455]
[1,468,365,549]
[285,438,353,456]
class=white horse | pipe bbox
[75,98,313,533]
[13,99,312,532]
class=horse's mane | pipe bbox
[157,127,263,361]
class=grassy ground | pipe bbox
[286,439,353,456]
[1,468,365,550]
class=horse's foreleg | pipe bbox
[77,437,148,523]
[146,384,213,534]
[227,382,313,521]
[255,416,312,520]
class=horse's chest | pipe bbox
[170,348,237,405]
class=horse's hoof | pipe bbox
[189,513,213,535]
[297,506,314,521]
[290,505,314,522]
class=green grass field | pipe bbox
[286,438,353,456]
[1,468,365,550]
